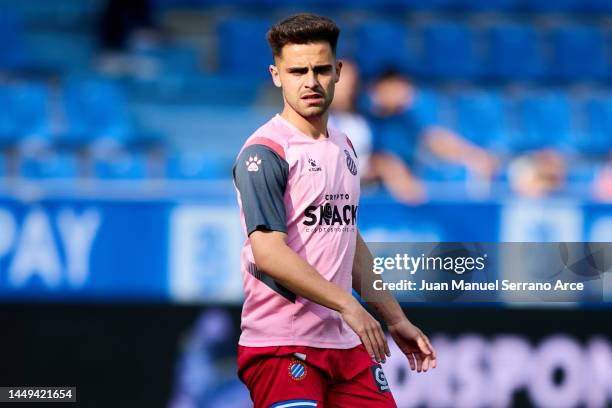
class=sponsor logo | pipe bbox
[303,203,358,227]
[344,149,357,176]
[324,193,350,200]
[245,155,261,172]
[371,365,390,393]
[307,157,322,172]
[288,359,307,381]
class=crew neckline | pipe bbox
[275,113,332,142]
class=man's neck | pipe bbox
[281,107,328,140]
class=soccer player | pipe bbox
[233,14,436,408]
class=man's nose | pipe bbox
[305,70,319,88]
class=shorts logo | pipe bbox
[288,359,307,381]
[344,150,357,176]
[246,155,261,172]
[371,365,390,393]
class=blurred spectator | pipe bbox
[329,60,373,178]
[99,0,155,51]
[366,70,498,204]
[97,0,161,78]
[593,153,612,201]
[508,149,567,198]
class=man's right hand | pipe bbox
[340,297,391,364]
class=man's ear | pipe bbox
[335,60,343,83]
[270,64,281,88]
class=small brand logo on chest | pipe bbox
[307,157,322,172]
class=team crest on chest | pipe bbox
[344,149,358,176]
[288,359,307,381]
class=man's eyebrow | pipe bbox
[286,66,308,73]
[286,64,333,72]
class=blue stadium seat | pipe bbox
[420,161,468,182]
[25,31,95,73]
[0,14,27,70]
[520,0,579,11]
[0,0,102,27]
[412,89,441,127]
[391,0,456,10]
[514,92,572,151]
[0,82,50,146]
[577,0,612,12]
[421,22,478,80]
[167,152,231,180]
[217,18,273,80]
[151,0,196,12]
[578,95,612,156]
[0,86,13,145]
[485,24,543,81]
[566,162,598,183]
[131,43,201,76]
[453,91,506,150]
[61,78,132,147]
[20,152,79,179]
[453,0,519,10]
[355,21,412,79]
[94,153,147,179]
[550,26,607,81]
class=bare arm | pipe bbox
[424,126,498,178]
[249,229,390,363]
[352,230,406,325]
[369,152,426,204]
[352,230,437,372]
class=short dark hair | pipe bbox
[373,68,412,85]
[266,13,340,58]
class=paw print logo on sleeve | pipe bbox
[246,155,262,172]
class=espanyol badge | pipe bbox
[288,359,307,381]
[344,149,358,176]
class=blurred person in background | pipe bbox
[508,149,567,198]
[329,60,374,179]
[99,0,155,51]
[97,0,161,77]
[367,70,499,204]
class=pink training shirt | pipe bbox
[232,114,362,349]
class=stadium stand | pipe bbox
[0,0,611,198]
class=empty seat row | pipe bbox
[0,151,230,180]
[2,78,611,159]
[153,0,612,13]
[0,78,144,150]
[217,18,612,82]
[415,90,612,155]
[354,22,610,81]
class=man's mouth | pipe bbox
[302,93,323,100]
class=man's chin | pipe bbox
[299,106,327,118]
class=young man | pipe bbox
[233,14,436,408]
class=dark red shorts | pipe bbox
[237,344,397,408]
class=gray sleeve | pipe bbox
[233,144,289,236]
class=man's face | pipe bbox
[372,76,414,116]
[270,41,341,119]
